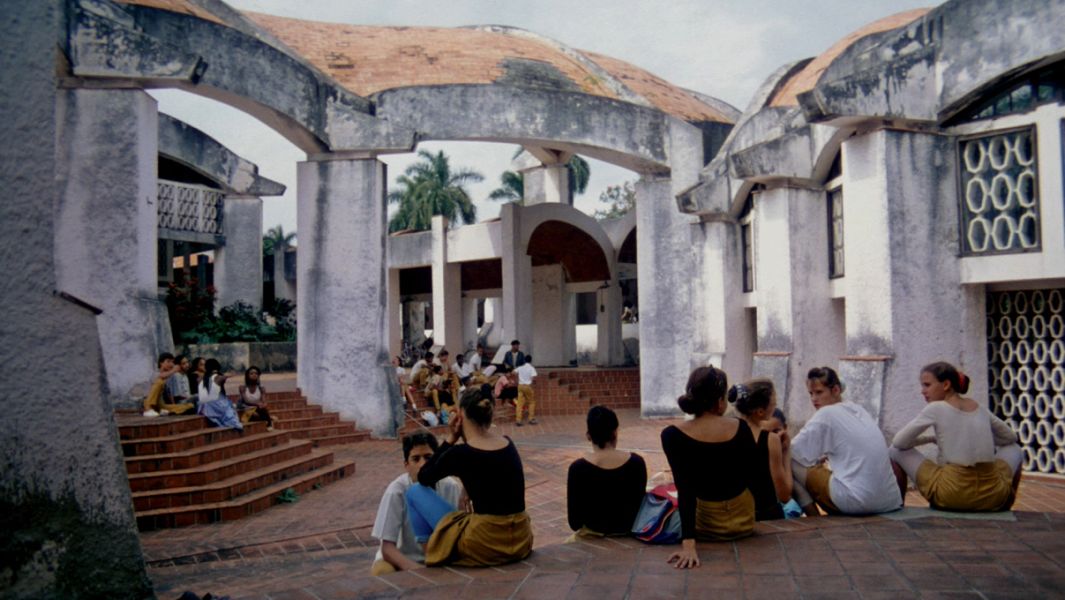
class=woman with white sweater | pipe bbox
[891,361,1022,512]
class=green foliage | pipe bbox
[594,180,637,220]
[388,150,483,232]
[263,225,296,255]
[488,170,524,203]
[167,285,296,344]
[276,488,300,504]
[165,278,216,341]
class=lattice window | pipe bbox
[958,128,1040,255]
[987,288,1065,475]
[958,63,1065,123]
[741,222,754,293]
[827,187,844,278]
[157,180,224,235]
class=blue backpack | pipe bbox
[632,484,682,544]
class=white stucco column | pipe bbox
[840,129,984,434]
[387,268,402,359]
[484,297,503,347]
[596,281,624,366]
[430,216,463,351]
[55,88,162,406]
[404,300,427,351]
[297,157,396,436]
[215,195,263,312]
[461,297,480,353]
[752,186,842,425]
[691,217,750,380]
[272,245,296,303]
[501,203,533,353]
[531,264,568,366]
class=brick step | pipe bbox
[274,414,340,429]
[266,398,309,410]
[264,390,304,400]
[118,415,210,441]
[124,430,291,474]
[121,421,269,457]
[132,449,336,511]
[285,423,358,440]
[270,406,324,419]
[127,440,313,492]
[313,431,373,446]
[135,459,355,530]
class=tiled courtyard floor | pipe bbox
[144,375,1065,599]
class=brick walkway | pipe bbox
[145,378,1065,599]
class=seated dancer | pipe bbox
[237,365,273,430]
[567,406,647,538]
[196,358,242,431]
[728,379,792,521]
[143,353,195,417]
[407,386,533,566]
[370,432,463,575]
[393,356,418,413]
[891,361,1022,512]
[493,367,519,406]
[661,365,757,570]
[762,409,804,519]
[425,364,456,420]
[164,354,197,408]
[790,367,901,516]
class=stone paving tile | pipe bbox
[144,389,1065,599]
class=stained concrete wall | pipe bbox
[0,1,151,596]
[55,87,163,408]
[297,158,398,436]
[215,196,264,311]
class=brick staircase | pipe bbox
[118,388,366,530]
[533,367,641,416]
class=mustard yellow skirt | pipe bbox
[425,511,534,567]
[694,489,755,542]
[916,460,1014,512]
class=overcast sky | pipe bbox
[150,0,934,236]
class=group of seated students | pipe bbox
[142,353,274,431]
[372,360,1023,572]
[395,339,539,426]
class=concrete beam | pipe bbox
[158,113,285,196]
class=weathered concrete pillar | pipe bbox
[430,216,463,351]
[751,186,842,426]
[215,195,263,312]
[484,297,504,347]
[520,163,570,205]
[272,244,297,303]
[839,129,983,435]
[596,281,625,366]
[387,268,402,359]
[531,264,568,366]
[461,296,480,354]
[691,217,749,381]
[2,2,151,595]
[404,300,427,351]
[297,157,396,436]
[501,202,533,353]
[55,87,163,406]
[638,119,703,417]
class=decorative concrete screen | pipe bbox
[827,187,844,278]
[958,128,1040,255]
[158,180,225,235]
[987,288,1065,475]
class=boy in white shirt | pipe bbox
[789,366,902,516]
[515,355,538,426]
[370,432,462,575]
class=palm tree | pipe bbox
[488,170,524,203]
[567,155,590,199]
[388,150,483,233]
[262,225,296,255]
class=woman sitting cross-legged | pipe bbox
[890,361,1023,512]
[566,405,647,539]
[197,358,242,431]
[661,365,756,570]
[407,385,533,566]
[238,366,273,431]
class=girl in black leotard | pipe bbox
[728,379,793,521]
[661,365,756,570]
